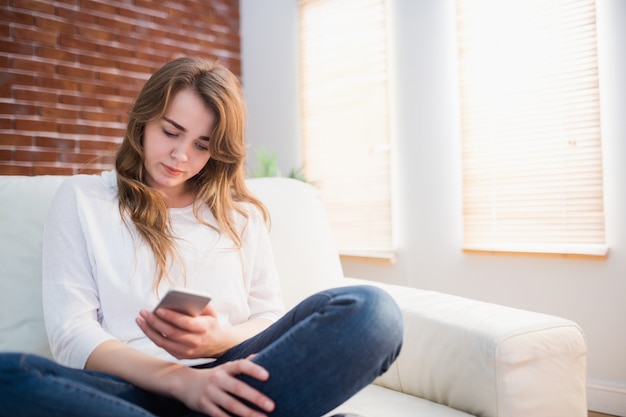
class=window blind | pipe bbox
[299,0,393,258]
[457,0,606,256]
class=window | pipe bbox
[299,0,393,260]
[457,0,607,257]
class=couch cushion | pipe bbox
[324,384,474,417]
[246,177,344,308]
[0,175,68,358]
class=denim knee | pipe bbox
[333,285,404,361]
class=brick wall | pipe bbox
[0,0,240,175]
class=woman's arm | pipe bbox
[86,340,274,417]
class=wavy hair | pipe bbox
[115,56,268,288]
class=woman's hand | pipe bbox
[174,359,275,417]
[87,341,274,417]
[136,304,229,359]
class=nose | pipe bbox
[170,144,189,162]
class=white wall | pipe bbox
[240,1,626,414]
[240,0,301,176]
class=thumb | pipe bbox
[201,302,218,318]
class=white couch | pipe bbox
[0,174,588,417]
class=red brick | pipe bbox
[79,82,118,96]
[14,88,57,103]
[0,40,35,55]
[38,75,80,91]
[58,33,95,51]
[0,71,36,88]
[97,71,143,87]
[38,46,78,62]
[11,0,55,14]
[55,8,97,25]
[0,102,36,116]
[78,25,116,42]
[15,119,58,132]
[60,150,100,164]
[33,165,73,175]
[82,0,117,15]
[0,134,34,147]
[35,136,76,150]
[80,139,119,151]
[12,58,55,74]
[57,64,97,80]
[81,110,118,123]
[57,122,98,135]
[97,43,136,59]
[99,126,126,138]
[117,6,147,21]
[0,10,35,26]
[118,34,152,51]
[40,106,80,120]
[15,149,59,162]
[0,117,12,129]
[0,148,13,159]
[95,15,134,33]
[0,86,11,98]
[117,60,153,74]
[76,167,108,175]
[100,97,132,112]
[12,26,57,46]
[36,16,74,34]
[59,93,99,107]
[79,54,118,69]
[133,0,158,11]
[0,164,33,175]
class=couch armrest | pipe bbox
[343,278,587,417]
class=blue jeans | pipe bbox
[0,285,403,417]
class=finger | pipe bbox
[155,308,208,334]
[141,309,188,338]
[209,365,274,415]
[230,358,270,382]
[207,387,269,417]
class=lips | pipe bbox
[163,164,183,175]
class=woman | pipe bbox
[0,57,402,417]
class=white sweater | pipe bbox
[42,171,284,369]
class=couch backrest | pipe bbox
[0,174,343,359]
[0,175,68,358]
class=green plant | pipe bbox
[251,149,281,178]
[251,149,308,183]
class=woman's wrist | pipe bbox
[165,364,197,400]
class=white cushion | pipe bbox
[246,177,344,308]
[325,384,474,417]
[0,175,67,358]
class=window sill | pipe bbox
[462,243,609,260]
[339,250,397,265]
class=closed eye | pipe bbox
[162,128,178,138]
[196,141,209,151]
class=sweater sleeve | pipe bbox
[42,176,116,369]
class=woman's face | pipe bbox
[143,88,215,205]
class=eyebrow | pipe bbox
[163,117,211,142]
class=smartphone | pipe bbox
[153,287,212,317]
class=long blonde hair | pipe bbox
[115,56,268,288]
